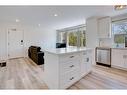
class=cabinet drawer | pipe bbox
[60,60,80,74]
[59,53,80,63]
[60,70,80,88]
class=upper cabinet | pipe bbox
[98,17,111,38]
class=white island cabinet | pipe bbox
[43,47,92,89]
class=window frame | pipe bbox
[56,24,86,48]
[112,19,127,47]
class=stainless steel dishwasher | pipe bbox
[95,47,111,67]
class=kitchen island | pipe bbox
[43,47,93,89]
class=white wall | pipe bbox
[112,13,127,22]
[86,17,99,65]
[23,25,56,57]
[99,38,112,47]
[86,17,99,48]
[0,22,56,61]
[0,23,8,61]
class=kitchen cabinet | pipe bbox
[80,50,92,77]
[112,49,124,68]
[98,17,111,38]
[123,50,127,68]
[59,53,80,89]
[43,48,92,89]
[111,49,127,69]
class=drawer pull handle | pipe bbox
[86,58,89,62]
[70,77,74,80]
[70,65,74,68]
[70,56,74,58]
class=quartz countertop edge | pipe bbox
[112,47,127,50]
[42,47,92,55]
[97,47,127,50]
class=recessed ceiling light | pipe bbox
[38,24,41,27]
[16,19,20,22]
[54,14,58,17]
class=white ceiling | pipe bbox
[0,6,127,29]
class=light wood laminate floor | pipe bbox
[0,58,127,89]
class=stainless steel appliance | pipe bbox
[95,47,111,67]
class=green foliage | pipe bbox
[69,32,77,46]
[79,32,86,47]
[113,23,127,44]
[68,31,86,47]
[114,34,125,43]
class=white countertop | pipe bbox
[111,47,127,50]
[43,47,92,55]
[97,46,127,50]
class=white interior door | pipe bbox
[8,29,24,59]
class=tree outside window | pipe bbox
[68,32,78,46]
[57,25,86,48]
[113,22,127,47]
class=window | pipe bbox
[57,32,67,43]
[57,25,86,48]
[112,21,127,47]
[68,31,78,46]
[79,30,86,47]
